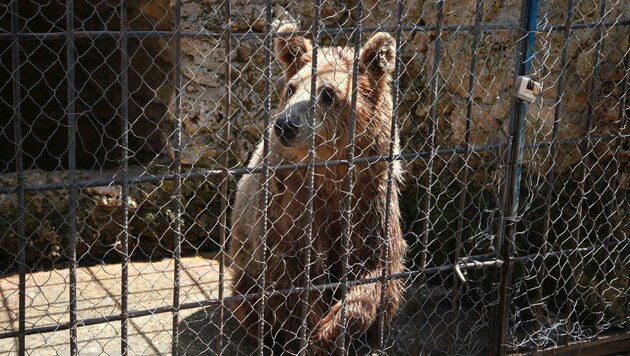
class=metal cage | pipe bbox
[1,0,629,354]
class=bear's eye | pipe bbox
[320,85,336,105]
[286,83,296,98]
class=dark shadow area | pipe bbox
[0,0,171,173]
[177,284,489,355]
[385,283,490,355]
[177,305,258,356]
[177,305,376,356]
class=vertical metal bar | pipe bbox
[420,0,444,277]
[536,0,574,335]
[494,0,538,354]
[299,0,320,353]
[10,1,26,355]
[65,0,79,354]
[604,32,630,246]
[619,33,630,132]
[604,29,629,337]
[621,33,630,332]
[119,1,130,355]
[171,0,183,355]
[451,0,483,352]
[338,1,364,354]
[258,1,273,354]
[216,0,232,353]
[602,20,629,254]
[565,0,607,344]
[376,0,404,351]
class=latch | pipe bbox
[454,258,505,283]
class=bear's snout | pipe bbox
[274,118,300,144]
[274,101,308,146]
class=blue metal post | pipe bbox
[494,0,539,354]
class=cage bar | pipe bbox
[2,19,629,42]
[450,0,485,352]
[258,1,274,354]
[336,1,365,354]
[9,0,26,355]
[620,34,630,132]
[565,0,607,344]
[171,0,184,354]
[0,133,626,196]
[216,0,233,353]
[625,38,630,330]
[536,0,574,335]
[297,0,321,353]
[494,0,539,354]
[376,0,405,351]
[1,238,626,341]
[65,0,78,354]
[119,1,131,354]
[420,0,444,279]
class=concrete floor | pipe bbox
[0,257,493,355]
[0,257,256,355]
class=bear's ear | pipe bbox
[359,32,396,81]
[274,24,313,79]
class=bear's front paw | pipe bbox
[310,303,342,354]
[317,303,341,341]
[272,16,297,33]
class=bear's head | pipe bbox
[272,23,396,161]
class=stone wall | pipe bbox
[174,0,628,171]
[172,0,629,261]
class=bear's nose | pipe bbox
[274,118,300,143]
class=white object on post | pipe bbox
[512,76,542,103]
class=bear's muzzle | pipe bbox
[274,101,308,146]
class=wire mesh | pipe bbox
[0,0,628,355]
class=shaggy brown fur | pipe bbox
[228,23,406,355]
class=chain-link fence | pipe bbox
[0,0,628,355]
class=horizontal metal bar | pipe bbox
[0,263,464,340]
[511,238,628,264]
[0,19,627,42]
[512,330,630,355]
[0,133,626,195]
[539,18,630,31]
[0,238,624,340]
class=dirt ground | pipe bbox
[0,257,489,355]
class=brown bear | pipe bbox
[228,23,406,355]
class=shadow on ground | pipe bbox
[177,305,257,355]
[177,284,488,355]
